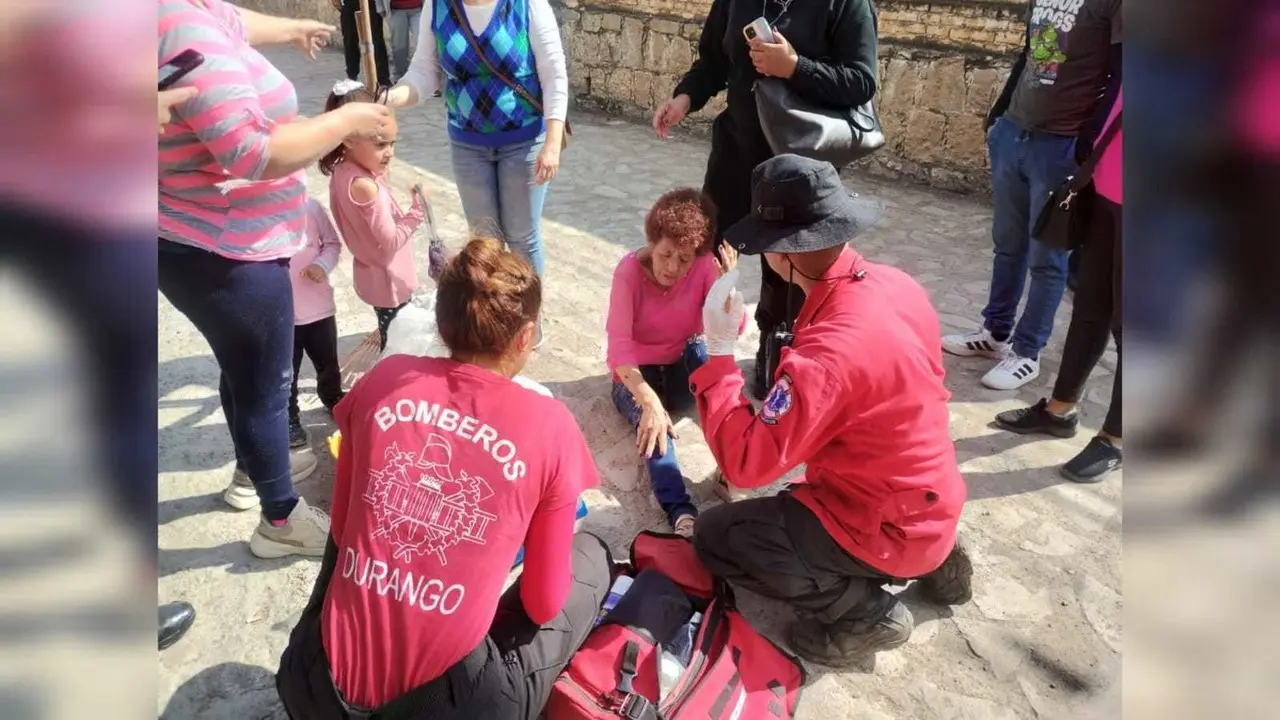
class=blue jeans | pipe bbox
[450,136,548,277]
[387,8,422,81]
[983,116,1077,360]
[158,240,299,522]
[611,338,708,526]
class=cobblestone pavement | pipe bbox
[158,48,1121,719]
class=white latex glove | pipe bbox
[703,268,745,357]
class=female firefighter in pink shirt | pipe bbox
[277,237,613,718]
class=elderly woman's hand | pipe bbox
[749,30,799,79]
[637,393,677,460]
[713,241,738,277]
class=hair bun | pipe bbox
[436,236,542,357]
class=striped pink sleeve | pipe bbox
[160,4,272,180]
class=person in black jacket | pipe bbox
[652,0,879,399]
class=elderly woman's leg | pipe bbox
[611,374,698,531]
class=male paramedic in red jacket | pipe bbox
[690,155,973,667]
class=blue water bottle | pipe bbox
[512,498,588,568]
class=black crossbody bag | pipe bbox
[1031,111,1122,251]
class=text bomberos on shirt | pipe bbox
[373,397,528,482]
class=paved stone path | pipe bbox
[158,48,1121,719]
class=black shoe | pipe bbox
[159,601,196,650]
[788,600,913,667]
[1061,436,1122,483]
[994,398,1079,438]
[916,535,973,605]
[289,418,309,449]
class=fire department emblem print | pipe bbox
[361,434,498,566]
[760,374,794,426]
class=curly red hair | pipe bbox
[643,188,717,255]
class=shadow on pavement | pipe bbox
[161,661,284,720]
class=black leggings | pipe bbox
[340,0,391,88]
[374,303,407,352]
[1052,195,1122,438]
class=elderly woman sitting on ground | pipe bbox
[606,188,740,537]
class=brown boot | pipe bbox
[712,471,747,503]
[788,600,913,668]
[916,535,974,605]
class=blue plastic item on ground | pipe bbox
[512,498,589,568]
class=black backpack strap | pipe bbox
[615,640,660,720]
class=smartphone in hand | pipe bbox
[159,49,204,90]
[742,17,775,44]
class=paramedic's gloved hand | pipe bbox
[703,268,745,357]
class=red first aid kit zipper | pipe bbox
[659,598,724,718]
[555,673,622,717]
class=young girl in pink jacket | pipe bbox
[321,80,425,350]
[287,197,347,448]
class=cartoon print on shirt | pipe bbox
[1027,0,1084,85]
[760,374,795,426]
[362,433,498,566]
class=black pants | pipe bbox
[701,111,801,370]
[1052,195,1122,438]
[277,533,613,720]
[340,0,391,88]
[0,206,156,552]
[374,303,407,352]
[290,315,344,423]
[694,494,896,625]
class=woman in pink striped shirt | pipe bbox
[158,0,392,559]
[607,189,738,536]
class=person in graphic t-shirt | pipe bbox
[942,0,1122,392]
[276,237,614,719]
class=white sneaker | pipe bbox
[981,353,1040,390]
[248,497,331,559]
[222,448,319,511]
[223,468,259,511]
[942,328,1012,359]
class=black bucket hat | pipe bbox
[723,154,884,256]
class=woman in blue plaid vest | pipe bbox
[388,0,568,347]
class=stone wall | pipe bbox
[226,0,1027,191]
[560,0,1026,191]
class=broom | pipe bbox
[355,0,379,94]
[338,0,389,387]
[339,187,449,386]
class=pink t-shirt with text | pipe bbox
[323,355,598,708]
